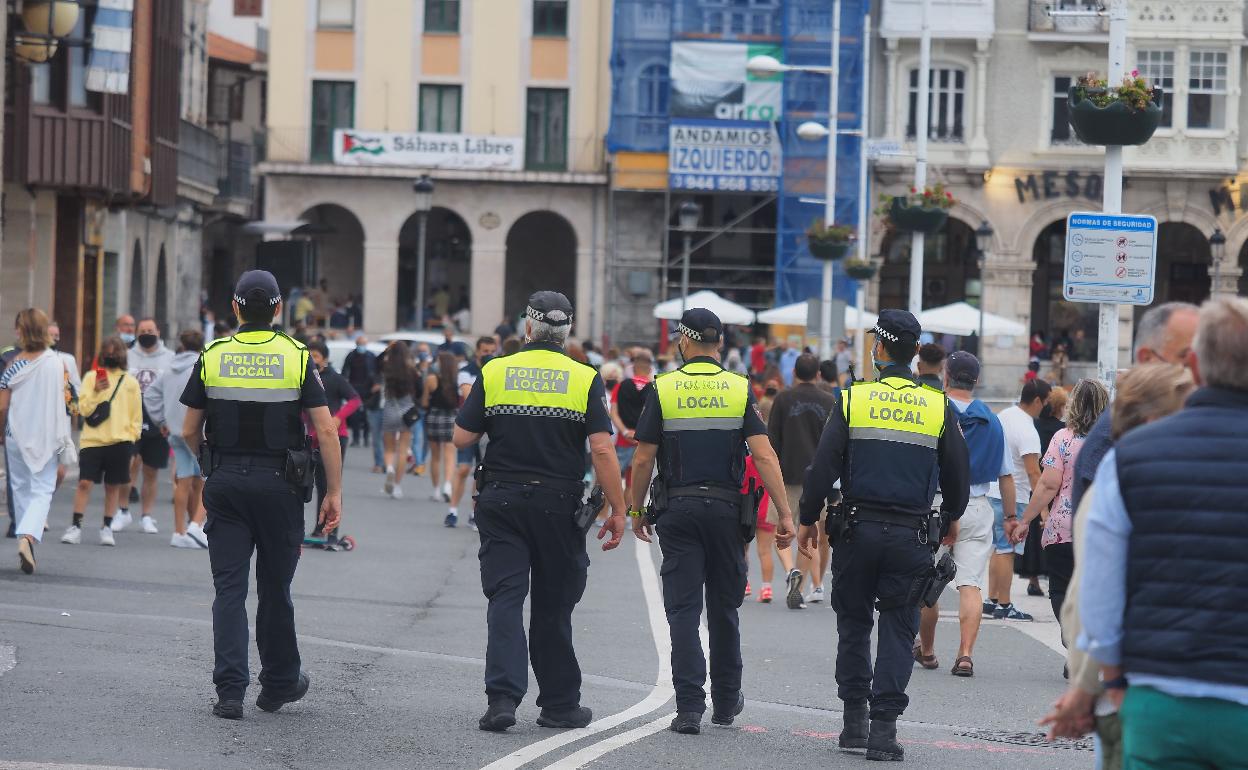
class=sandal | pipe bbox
[913,643,938,670]
[951,656,974,677]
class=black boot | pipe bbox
[256,670,310,713]
[669,711,702,735]
[479,696,518,732]
[536,705,593,728]
[711,692,745,726]
[212,698,243,720]
[866,718,904,761]
[838,701,869,750]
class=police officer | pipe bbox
[629,308,795,736]
[453,291,628,733]
[180,270,342,720]
[797,309,969,760]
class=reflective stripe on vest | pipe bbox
[655,361,749,431]
[843,376,945,445]
[201,330,306,400]
[481,348,595,422]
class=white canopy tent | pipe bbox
[756,301,879,330]
[652,290,756,326]
[919,302,1026,338]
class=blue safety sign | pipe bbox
[1063,212,1157,305]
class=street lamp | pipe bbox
[11,0,84,63]
[1210,227,1226,298]
[677,199,701,314]
[974,220,994,349]
[412,174,435,330]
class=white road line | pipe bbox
[0,644,15,678]
[478,537,675,770]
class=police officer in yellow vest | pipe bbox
[180,270,343,720]
[798,309,969,761]
[629,308,795,736]
[453,291,627,733]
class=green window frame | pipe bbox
[419,84,462,133]
[532,0,568,37]
[525,88,568,171]
[424,0,460,33]
[310,80,355,163]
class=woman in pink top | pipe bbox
[1016,379,1108,625]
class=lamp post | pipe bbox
[909,0,932,315]
[1210,227,1226,298]
[411,174,434,330]
[974,220,993,351]
[677,199,701,314]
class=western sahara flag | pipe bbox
[86,0,134,95]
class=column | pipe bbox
[981,251,1033,396]
[362,240,398,332]
[471,243,506,338]
[969,39,991,166]
[884,38,901,139]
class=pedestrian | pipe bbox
[379,341,420,499]
[115,318,175,535]
[408,342,434,476]
[341,334,377,448]
[914,343,946,390]
[779,338,799,387]
[447,339,496,528]
[47,321,82,491]
[817,359,840,393]
[610,349,654,509]
[743,453,792,603]
[1012,378,1108,630]
[115,314,136,347]
[800,310,969,761]
[1078,297,1248,768]
[1049,342,1069,386]
[766,352,837,610]
[834,339,853,386]
[454,291,627,732]
[145,329,209,548]
[423,351,459,503]
[180,269,341,720]
[1039,362,1193,767]
[629,307,794,735]
[983,378,1051,622]
[303,340,359,544]
[757,378,781,422]
[916,351,1015,679]
[0,309,77,573]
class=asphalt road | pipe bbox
[0,447,1090,769]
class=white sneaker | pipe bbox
[60,524,82,544]
[141,515,159,534]
[392,485,404,499]
[806,585,825,604]
[185,521,208,548]
[170,533,200,549]
[384,467,395,496]
[99,527,116,546]
[110,510,133,532]
[440,481,451,502]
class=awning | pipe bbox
[756,301,878,330]
[652,290,756,326]
[919,302,1027,337]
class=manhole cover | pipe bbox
[957,729,1094,752]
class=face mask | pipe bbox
[138,333,158,348]
[49,341,58,351]
[101,357,121,369]
[764,387,778,397]
[120,332,135,345]
[873,359,891,373]
[356,345,367,353]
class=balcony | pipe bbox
[880,0,995,39]
[178,120,221,202]
[1029,1,1244,41]
[1126,132,1239,175]
[1028,0,1109,37]
[218,139,255,204]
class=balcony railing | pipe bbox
[178,119,221,191]
[1028,0,1110,34]
[881,0,996,38]
[219,139,254,201]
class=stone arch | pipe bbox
[1010,198,1089,256]
[1151,221,1212,308]
[129,239,145,316]
[398,206,473,330]
[876,214,979,312]
[505,211,577,322]
[295,203,366,320]
[154,245,169,333]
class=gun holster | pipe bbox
[473,464,485,494]
[198,442,217,477]
[915,551,957,608]
[284,447,317,503]
[575,485,605,535]
[824,501,849,545]
[646,475,668,525]
[739,480,761,544]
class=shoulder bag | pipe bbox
[84,374,125,428]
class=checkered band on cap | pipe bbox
[526,306,572,326]
[677,323,703,341]
[234,292,280,307]
[872,325,900,343]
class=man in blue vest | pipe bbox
[1079,297,1248,767]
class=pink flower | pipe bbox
[1131,69,1139,77]
[910,187,917,193]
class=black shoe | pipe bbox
[865,718,904,761]
[478,697,518,732]
[536,705,592,728]
[256,671,310,713]
[1027,583,1045,597]
[669,712,702,735]
[212,699,243,720]
[711,693,744,726]
[839,701,869,750]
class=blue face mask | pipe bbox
[355,345,367,353]
[120,332,135,345]
[874,358,890,372]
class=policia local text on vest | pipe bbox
[180,270,343,721]
[452,291,629,734]
[629,308,796,737]
[797,309,970,761]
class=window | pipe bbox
[1051,76,1075,144]
[1188,50,1227,129]
[424,0,459,33]
[317,0,353,29]
[526,88,568,170]
[533,0,568,37]
[310,80,354,162]
[210,75,244,122]
[906,67,965,142]
[30,64,51,105]
[419,84,461,133]
[1136,50,1174,128]
[234,0,263,17]
[637,63,669,115]
[67,9,88,107]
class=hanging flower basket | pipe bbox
[805,220,855,261]
[886,196,949,234]
[843,259,877,281]
[1068,72,1163,146]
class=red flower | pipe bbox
[946,192,953,200]
[910,187,917,193]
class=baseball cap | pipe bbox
[677,308,723,343]
[871,309,922,346]
[525,291,574,327]
[233,270,281,307]
[946,351,981,384]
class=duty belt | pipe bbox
[848,506,926,530]
[214,454,287,470]
[668,484,741,504]
[481,470,584,494]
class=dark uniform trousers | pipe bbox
[203,462,304,700]
[475,482,588,710]
[829,521,932,719]
[656,496,747,715]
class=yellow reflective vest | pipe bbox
[200,329,309,451]
[654,361,750,431]
[481,347,596,421]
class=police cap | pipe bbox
[525,291,574,327]
[677,307,723,344]
[233,270,281,307]
[871,309,922,346]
